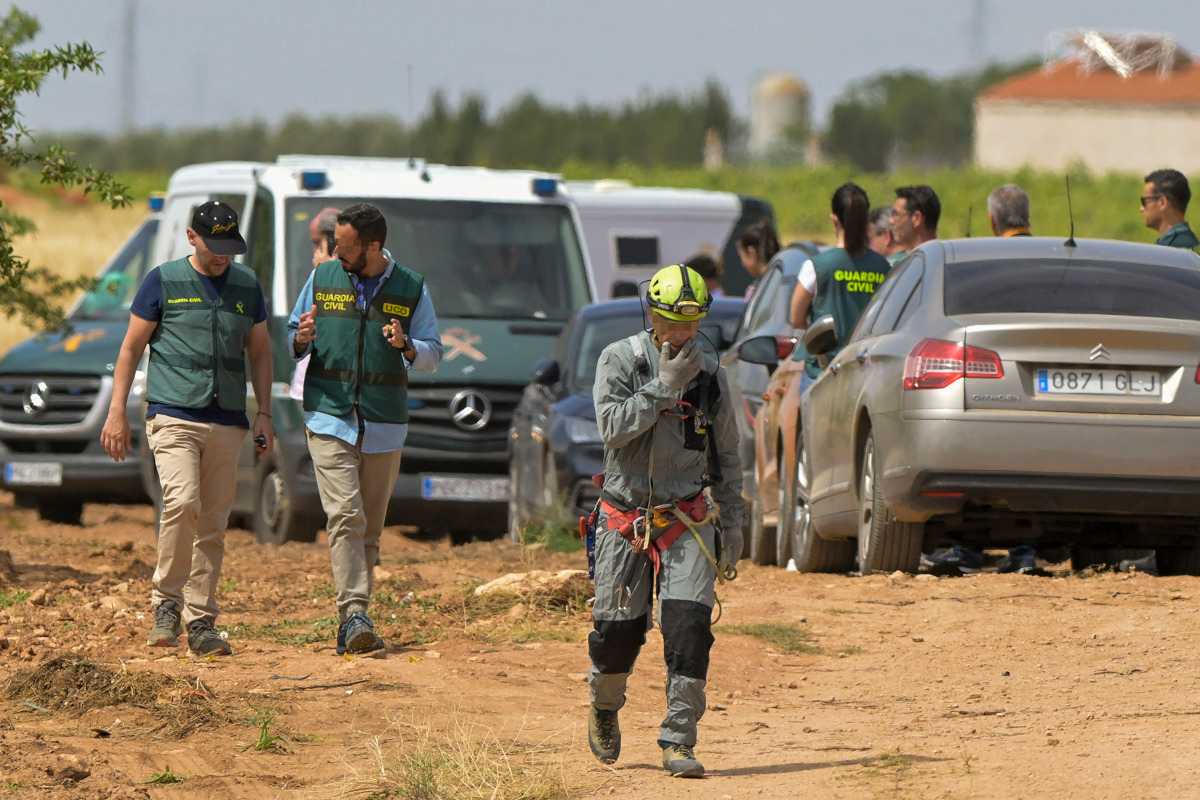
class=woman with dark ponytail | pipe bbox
[788,182,892,387]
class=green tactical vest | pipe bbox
[805,247,891,378]
[303,260,424,424]
[147,258,260,410]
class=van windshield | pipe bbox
[73,217,159,321]
[286,199,590,321]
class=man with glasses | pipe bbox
[289,203,443,655]
[1140,169,1199,249]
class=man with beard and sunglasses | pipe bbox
[288,203,443,655]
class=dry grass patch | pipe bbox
[4,655,226,737]
[724,622,820,655]
[333,716,571,800]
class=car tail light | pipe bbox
[903,339,1004,390]
[1195,364,1200,384]
[775,336,798,360]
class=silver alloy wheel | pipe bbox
[857,439,875,569]
[791,438,812,556]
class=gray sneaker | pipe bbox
[661,742,705,778]
[187,618,232,656]
[587,706,620,764]
[147,600,182,647]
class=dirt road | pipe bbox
[0,499,1196,799]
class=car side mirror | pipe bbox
[803,315,838,357]
[531,358,560,386]
[737,335,780,366]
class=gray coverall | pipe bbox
[588,330,744,748]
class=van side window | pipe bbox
[615,235,659,268]
[247,190,274,308]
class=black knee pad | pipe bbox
[589,616,647,674]
[660,599,714,680]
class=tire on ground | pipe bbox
[856,432,922,574]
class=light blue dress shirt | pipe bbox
[287,259,443,453]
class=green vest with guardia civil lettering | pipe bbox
[805,247,891,378]
[303,260,423,424]
[147,258,259,410]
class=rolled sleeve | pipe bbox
[287,272,317,360]
[404,286,443,372]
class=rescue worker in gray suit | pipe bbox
[586,264,744,778]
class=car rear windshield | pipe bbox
[944,259,1200,321]
[286,198,590,321]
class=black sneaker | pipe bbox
[923,545,983,576]
[187,618,232,656]
[147,600,182,647]
[997,546,1041,575]
[587,706,621,764]
[337,611,384,655]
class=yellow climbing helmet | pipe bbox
[647,264,711,321]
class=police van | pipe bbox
[141,155,770,542]
[0,201,161,524]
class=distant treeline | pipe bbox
[49,81,738,173]
[45,60,1036,174]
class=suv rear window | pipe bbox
[944,259,1200,321]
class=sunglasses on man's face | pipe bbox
[1140,193,1163,208]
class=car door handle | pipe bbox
[856,350,869,365]
[830,362,841,375]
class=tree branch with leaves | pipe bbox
[0,7,130,330]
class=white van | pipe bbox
[146,155,771,542]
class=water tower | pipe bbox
[749,73,811,161]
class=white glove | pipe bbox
[658,339,702,391]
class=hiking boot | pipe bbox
[337,611,384,655]
[147,600,182,647]
[587,706,620,764]
[660,742,705,778]
[187,618,232,656]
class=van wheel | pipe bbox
[12,493,36,509]
[254,462,320,545]
[856,434,922,574]
[37,500,83,526]
[788,430,855,573]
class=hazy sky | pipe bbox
[15,0,1200,135]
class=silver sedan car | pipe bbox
[797,237,1200,575]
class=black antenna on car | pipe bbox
[965,205,973,238]
[1064,175,1077,248]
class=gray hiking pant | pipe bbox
[587,509,717,747]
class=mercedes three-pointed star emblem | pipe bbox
[448,389,492,432]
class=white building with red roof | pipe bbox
[976,33,1200,173]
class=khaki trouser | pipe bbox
[306,430,402,618]
[147,416,246,625]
